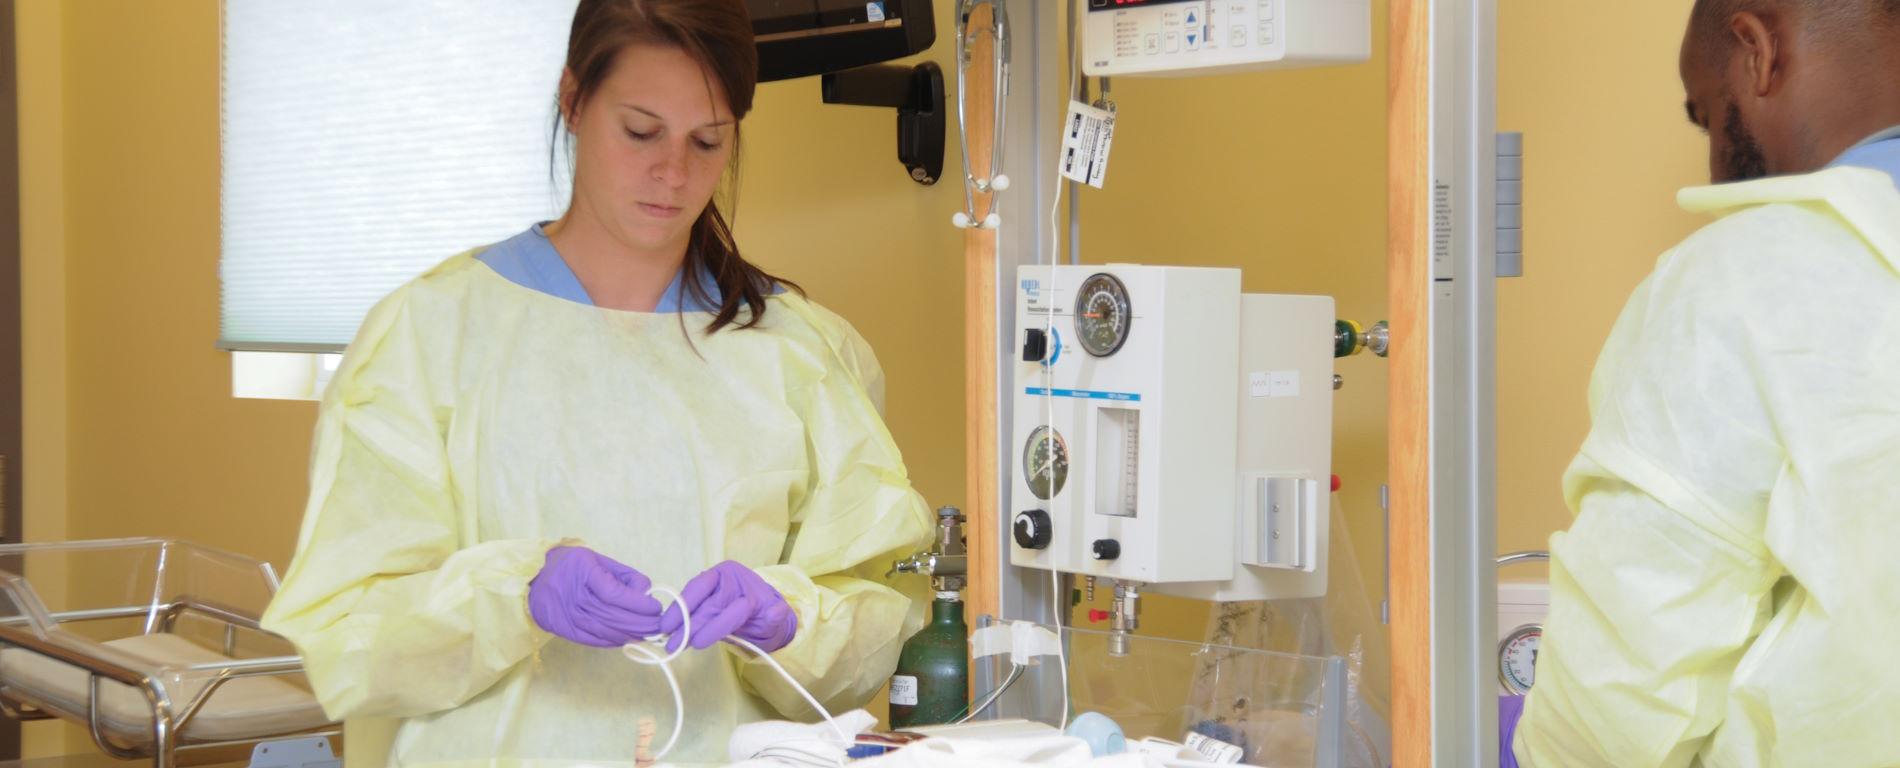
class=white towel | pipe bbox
[726,708,877,765]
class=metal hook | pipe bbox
[1496,551,1550,568]
[953,0,1010,230]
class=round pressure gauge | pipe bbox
[1074,273,1132,357]
[1022,426,1070,500]
[1498,624,1542,695]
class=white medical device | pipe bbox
[1496,552,1551,696]
[1009,265,1334,603]
[1080,0,1371,78]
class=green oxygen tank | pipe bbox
[890,594,969,727]
[887,506,970,728]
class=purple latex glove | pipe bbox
[527,546,664,648]
[1499,695,1527,768]
[658,560,797,653]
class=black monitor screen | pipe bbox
[749,1,897,36]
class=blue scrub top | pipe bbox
[1830,124,1900,192]
[477,223,726,312]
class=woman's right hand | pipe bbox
[527,546,664,647]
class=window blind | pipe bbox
[220,1,579,351]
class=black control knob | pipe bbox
[1022,329,1049,362]
[1091,539,1121,561]
[1013,510,1053,550]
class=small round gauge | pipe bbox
[1073,273,1133,357]
[1022,426,1070,500]
[1498,624,1542,695]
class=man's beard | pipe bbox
[1722,100,1770,182]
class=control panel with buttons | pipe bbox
[1010,264,1336,601]
[1082,0,1368,78]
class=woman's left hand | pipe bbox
[659,561,797,653]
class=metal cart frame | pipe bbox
[0,539,336,768]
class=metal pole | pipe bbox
[1427,0,1501,762]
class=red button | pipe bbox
[1087,609,1110,624]
[1331,475,1342,493]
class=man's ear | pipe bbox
[1729,11,1782,98]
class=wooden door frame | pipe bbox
[1387,0,1433,764]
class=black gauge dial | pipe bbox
[1074,273,1132,357]
[1022,426,1070,500]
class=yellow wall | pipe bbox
[17,0,965,751]
[1496,1,1709,554]
[53,0,313,557]
[734,0,969,509]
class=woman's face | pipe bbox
[565,43,735,256]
